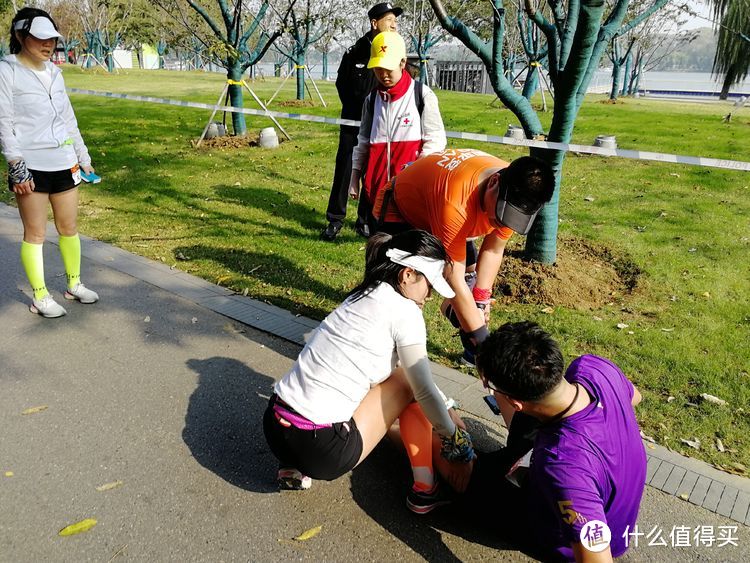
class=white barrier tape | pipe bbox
[68,87,750,172]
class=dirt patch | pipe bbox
[278,100,316,108]
[496,237,642,309]
[192,134,270,150]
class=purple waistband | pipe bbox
[272,402,333,431]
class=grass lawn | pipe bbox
[3,66,748,472]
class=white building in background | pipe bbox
[111,45,160,70]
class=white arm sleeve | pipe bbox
[398,343,456,437]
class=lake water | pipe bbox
[181,61,750,98]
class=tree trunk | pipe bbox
[522,64,539,100]
[322,52,328,80]
[227,64,247,136]
[525,147,564,263]
[719,69,735,100]
[296,53,306,100]
[609,61,622,100]
[621,53,631,96]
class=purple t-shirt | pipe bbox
[526,355,647,561]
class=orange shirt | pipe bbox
[390,149,513,262]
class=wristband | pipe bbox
[8,160,33,185]
[467,325,490,345]
[472,287,492,302]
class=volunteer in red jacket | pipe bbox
[349,31,446,234]
[0,7,99,318]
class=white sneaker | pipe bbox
[64,283,99,304]
[30,295,67,318]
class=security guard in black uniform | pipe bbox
[320,2,403,242]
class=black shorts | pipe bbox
[8,166,80,194]
[263,395,364,481]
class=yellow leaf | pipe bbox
[4,471,13,477]
[58,518,97,537]
[294,525,322,541]
[21,405,48,415]
[96,480,124,492]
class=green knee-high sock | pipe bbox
[20,241,48,300]
[58,234,81,289]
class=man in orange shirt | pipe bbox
[373,148,555,365]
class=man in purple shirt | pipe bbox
[439,321,646,562]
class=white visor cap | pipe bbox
[15,17,62,40]
[386,249,455,298]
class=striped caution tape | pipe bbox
[68,87,750,172]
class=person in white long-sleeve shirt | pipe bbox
[263,230,474,514]
[0,7,99,318]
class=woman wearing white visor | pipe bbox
[0,7,99,318]
[264,229,474,513]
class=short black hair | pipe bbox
[500,156,555,213]
[9,7,58,55]
[476,321,564,401]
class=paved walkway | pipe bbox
[0,202,748,561]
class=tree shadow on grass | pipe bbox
[173,244,346,319]
[213,184,325,233]
[349,418,529,561]
[183,356,278,493]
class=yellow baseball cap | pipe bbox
[368,31,406,71]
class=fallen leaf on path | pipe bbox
[143,316,150,323]
[680,438,701,450]
[678,493,689,501]
[58,518,97,537]
[294,525,322,541]
[96,481,124,492]
[21,405,48,415]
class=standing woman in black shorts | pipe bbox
[0,7,98,318]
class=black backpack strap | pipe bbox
[365,90,377,139]
[414,80,424,115]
